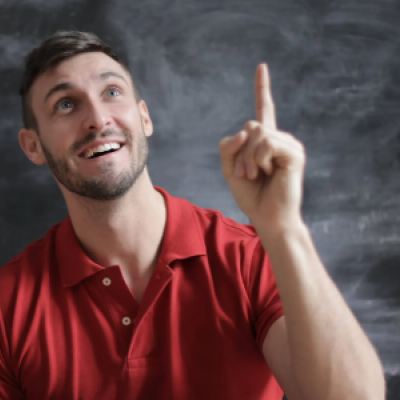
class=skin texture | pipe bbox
[18,53,385,398]
[219,64,385,399]
[19,52,167,302]
[20,54,150,201]
[40,125,149,200]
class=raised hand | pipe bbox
[219,64,306,230]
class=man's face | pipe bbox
[25,52,152,201]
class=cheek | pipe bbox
[39,126,75,158]
[113,103,141,128]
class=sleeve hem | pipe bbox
[256,307,285,352]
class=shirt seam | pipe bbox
[192,206,258,238]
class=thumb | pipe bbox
[219,131,247,178]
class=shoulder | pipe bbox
[191,203,257,240]
[0,223,60,306]
[162,187,261,256]
[162,185,262,251]
[188,202,267,270]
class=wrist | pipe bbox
[251,214,306,237]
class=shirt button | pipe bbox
[122,316,132,326]
[102,277,112,286]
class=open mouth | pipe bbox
[82,143,123,159]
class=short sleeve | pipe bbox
[0,308,25,400]
[243,238,284,351]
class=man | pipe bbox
[0,31,384,399]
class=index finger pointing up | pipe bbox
[255,63,276,129]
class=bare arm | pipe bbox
[219,63,385,399]
[260,222,385,400]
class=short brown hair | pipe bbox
[19,30,140,130]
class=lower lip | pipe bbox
[82,147,124,162]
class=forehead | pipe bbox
[30,52,131,102]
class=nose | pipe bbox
[81,98,111,132]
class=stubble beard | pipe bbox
[40,124,149,201]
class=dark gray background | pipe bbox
[1,0,400,398]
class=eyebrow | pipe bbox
[43,82,73,105]
[43,71,128,105]
[99,71,128,83]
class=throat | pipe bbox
[120,262,157,304]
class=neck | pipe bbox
[62,170,167,280]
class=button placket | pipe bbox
[97,269,138,352]
[127,265,174,360]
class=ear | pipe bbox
[18,128,46,165]
[138,100,153,138]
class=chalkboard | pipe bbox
[1,0,400,398]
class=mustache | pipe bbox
[71,129,131,153]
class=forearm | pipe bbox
[255,220,385,400]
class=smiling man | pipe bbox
[0,31,385,400]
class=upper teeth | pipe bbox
[84,143,121,158]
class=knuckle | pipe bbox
[243,148,252,163]
[280,130,293,140]
[283,131,302,145]
[254,125,264,137]
[261,136,270,148]
[292,137,305,154]
[237,152,245,164]
[255,147,264,163]
[244,147,256,165]
[244,120,260,131]
[247,126,265,143]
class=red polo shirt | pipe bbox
[0,187,284,400]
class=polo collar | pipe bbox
[56,187,206,287]
[156,186,206,265]
[56,217,104,288]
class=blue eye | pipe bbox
[107,88,121,97]
[56,99,73,111]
